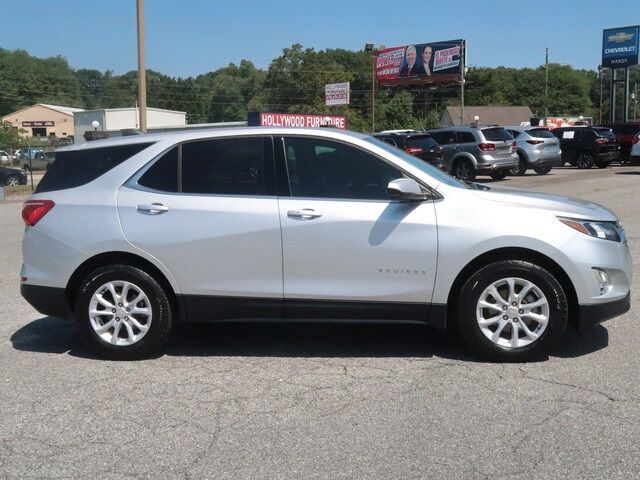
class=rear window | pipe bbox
[526,128,556,139]
[405,135,439,150]
[481,128,513,142]
[35,143,154,193]
[593,128,614,138]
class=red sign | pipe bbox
[250,112,348,130]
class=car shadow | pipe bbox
[615,171,640,175]
[10,316,609,362]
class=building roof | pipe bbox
[1,103,84,119]
[76,107,186,115]
[37,104,85,115]
[442,106,534,126]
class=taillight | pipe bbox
[405,146,424,155]
[22,200,55,226]
[526,140,544,145]
[478,143,496,151]
[633,135,640,144]
[595,138,608,144]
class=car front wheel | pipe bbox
[456,260,568,362]
[75,264,173,360]
[533,165,552,175]
[510,156,527,176]
[489,170,509,180]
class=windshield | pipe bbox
[364,136,466,188]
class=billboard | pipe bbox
[325,82,350,106]
[602,26,639,68]
[376,39,464,86]
[247,112,348,129]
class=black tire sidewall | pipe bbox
[75,265,173,359]
[456,260,568,362]
[533,166,552,175]
[490,170,508,180]
[455,160,476,181]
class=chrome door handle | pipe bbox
[137,203,169,215]
[287,208,322,220]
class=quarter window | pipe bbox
[283,137,403,200]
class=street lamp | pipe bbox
[91,120,100,131]
[365,42,375,132]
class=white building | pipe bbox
[74,107,186,140]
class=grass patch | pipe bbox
[4,185,34,196]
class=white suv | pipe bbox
[20,128,632,361]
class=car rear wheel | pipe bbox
[75,264,173,360]
[533,165,552,175]
[5,175,20,186]
[453,160,476,181]
[489,170,508,180]
[456,260,568,362]
[575,151,594,169]
[510,155,527,176]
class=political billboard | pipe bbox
[376,39,464,86]
[602,26,639,68]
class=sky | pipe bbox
[1,0,638,77]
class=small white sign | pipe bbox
[325,82,350,106]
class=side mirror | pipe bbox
[387,178,429,202]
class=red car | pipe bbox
[599,122,640,163]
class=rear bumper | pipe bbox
[529,154,562,167]
[577,291,630,333]
[20,283,70,319]
[595,150,620,161]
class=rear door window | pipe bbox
[431,131,456,145]
[35,143,154,193]
[456,131,476,143]
[481,128,512,141]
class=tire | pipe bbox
[533,165,552,175]
[5,175,20,187]
[74,264,173,360]
[595,161,610,169]
[510,155,527,176]
[489,170,508,180]
[575,151,594,169]
[453,159,476,181]
[455,259,568,362]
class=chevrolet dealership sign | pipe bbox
[602,26,639,68]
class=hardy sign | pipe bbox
[602,26,639,68]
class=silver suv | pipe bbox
[428,126,519,181]
[20,128,632,361]
[506,126,562,176]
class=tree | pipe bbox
[0,121,26,148]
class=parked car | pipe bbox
[599,122,640,163]
[0,150,11,164]
[20,129,631,362]
[552,126,620,168]
[505,126,563,175]
[427,126,518,181]
[371,132,444,168]
[1,166,28,186]
[24,151,56,171]
[630,133,640,165]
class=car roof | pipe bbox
[56,127,370,152]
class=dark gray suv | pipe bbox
[428,126,519,181]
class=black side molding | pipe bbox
[20,284,69,318]
[577,292,631,333]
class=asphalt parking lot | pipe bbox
[1,165,639,479]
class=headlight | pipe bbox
[558,217,626,243]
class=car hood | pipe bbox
[470,185,617,221]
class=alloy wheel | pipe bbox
[7,176,19,186]
[88,280,152,346]
[475,277,549,349]
[455,162,472,180]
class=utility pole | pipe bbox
[136,0,147,133]
[460,41,465,125]
[544,47,549,126]
[634,83,638,121]
[598,65,604,124]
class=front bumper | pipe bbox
[577,291,630,332]
[21,283,70,319]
